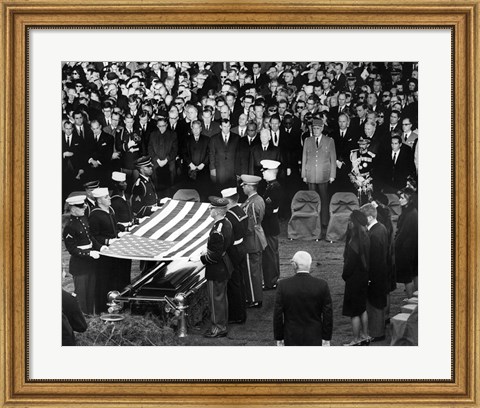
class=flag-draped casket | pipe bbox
[102,199,213,297]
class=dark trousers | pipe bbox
[244,252,263,303]
[262,234,280,289]
[73,271,96,315]
[207,279,228,331]
[113,258,131,291]
[94,257,115,314]
[227,245,247,322]
[308,182,330,228]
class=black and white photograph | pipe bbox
[61,60,419,348]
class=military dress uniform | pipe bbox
[88,207,120,313]
[131,174,158,218]
[241,183,267,306]
[261,178,282,290]
[225,204,248,323]
[110,187,134,290]
[63,214,101,314]
[200,204,234,337]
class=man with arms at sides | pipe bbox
[360,203,389,342]
[273,251,333,346]
[240,175,267,309]
[62,120,85,204]
[301,118,337,239]
[377,133,416,193]
[249,128,282,177]
[84,119,114,186]
[200,105,221,138]
[148,116,178,196]
[192,197,234,338]
[208,118,240,194]
[260,160,282,291]
[331,113,357,194]
[130,156,161,218]
[235,121,260,178]
[182,120,210,200]
[400,116,418,150]
[221,187,248,325]
[231,113,249,138]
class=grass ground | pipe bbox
[63,220,408,347]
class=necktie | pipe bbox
[206,124,209,131]
[106,118,110,126]
[316,137,320,148]
[274,132,278,145]
[224,135,228,144]
[341,131,344,138]
[263,146,267,151]
[67,135,71,146]
[393,151,397,164]
[404,133,408,141]
[240,129,244,137]
[79,127,84,138]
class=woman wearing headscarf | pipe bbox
[342,210,371,346]
[395,187,418,298]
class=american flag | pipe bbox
[102,199,213,261]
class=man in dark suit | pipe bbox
[235,121,260,177]
[84,120,114,185]
[377,134,415,193]
[331,113,357,194]
[360,203,389,342]
[148,117,178,194]
[273,251,333,346]
[62,121,86,203]
[249,129,282,176]
[200,106,221,138]
[208,118,240,193]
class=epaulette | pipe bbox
[134,178,142,186]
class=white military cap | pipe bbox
[260,159,281,170]
[112,171,127,182]
[221,187,238,198]
[92,187,109,198]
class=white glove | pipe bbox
[276,340,285,346]
[151,205,161,212]
[99,245,108,253]
[336,160,343,169]
[127,139,136,149]
[89,250,100,259]
[322,340,331,347]
[108,238,118,246]
[118,231,129,238]
[286,168,291,176]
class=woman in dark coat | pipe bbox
[395,187,418,298]
[342,210,371,345]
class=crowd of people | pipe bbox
[61,60,419,345]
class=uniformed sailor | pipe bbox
[197,196,234,338]
[88,187,124,313]
[109,171,133,289]
[62,192,101,315]
[221,187,248,324]
[240,174,267,308]
[260,160,282,290]
[130,156,160,218]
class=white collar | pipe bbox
[367,220,378,230]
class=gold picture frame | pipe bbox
[1,0,479,406]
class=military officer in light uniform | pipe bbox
[130,156,161,218]
[240,174,267,308]
[194,196,234,338]
[260,160,282,290]
[301,118,337,238]
[221,187,248,324]
[62,192,101,315]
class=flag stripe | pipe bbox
[149,201,195,240]
[132,199,179,237]
[161,216,212,257]
[163,202,210,241]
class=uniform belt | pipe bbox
[273,208,279,213]
[77,243,92,250]
[233,238,244,245]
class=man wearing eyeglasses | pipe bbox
[400,116,418,150]
[63,193,102,315]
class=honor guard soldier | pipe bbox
[240,174,267,308]
[194,196,234,338]
[260,160,282,290]
[130,156,160,218]
[221,187,248,324]
[110,171,134,289]
[88,187,125,313]
[83,180,99,217]
[62,192,102,315]
[349,136,376,204]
